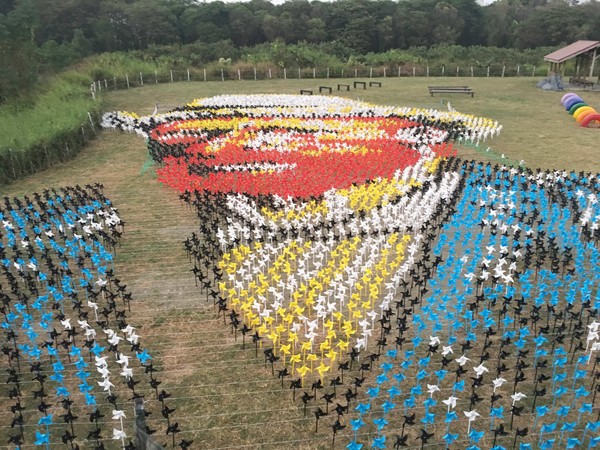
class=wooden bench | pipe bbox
[300,89,313,95]
[428,86,475,97]
[569,77,595,89]
[319,86,333,94]
[354,81,367,89]
[337,83,350,91]
[369,81,382,87]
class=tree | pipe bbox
[431,2,464,45]
[306,17,328,44]
[125,0,180,49]
[228,4,261,47]
[180,2,231,44]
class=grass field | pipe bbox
[2,77,599,449]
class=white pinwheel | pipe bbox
[443,396,458,411]
[464,410,480,434]
[455,355,470,366]
[473,363,489,377]
[511,392,527,405]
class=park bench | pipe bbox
[300,89,313,95]
[337,83,350,91]
[569,77,595,89]
[369,81,382,87]
[428,86,475,97]
[354,81,367,89]
[319,86,333,94]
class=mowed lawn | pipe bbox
[1,77,599,449]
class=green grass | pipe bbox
[2,77,599,449]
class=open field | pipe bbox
[1,77,599,449]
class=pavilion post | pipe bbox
[590,48,598,79]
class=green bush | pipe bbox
[0,72,100,185]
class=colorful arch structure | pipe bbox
[560,92,600,127]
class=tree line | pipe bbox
[2,0,600,101]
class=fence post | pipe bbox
[188,68,191,81]
[370,67,373,78]
[155,70,158,84]
[298,68,301,79]
[313,67,316,79]
[238,69,241,81]
[104,79,108,89]
[341,68,344,78]
[269,68,272,79]
[170,70,173,83]
[532,66,536,77]
[487,67,490,77]
[426,66,429,77]
[139,72,143,86]
[471,66,474,77]
[327,67,330,79]
[383,67,386,78]
[204,68,207,82]
[501,65,506,77]
[398,66,401,77]
[284,68,287,79]
[125,73,130,89]
[456,66,459,76]
[442,66,445,76]
[221,68,225,81]
[114,77,117,89]
[516,65,520,76]
[87,112,96,135]
[354,68,357,78]
[413,67,416,77]
[254,67,257,81]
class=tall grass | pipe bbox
[0,72,100,185]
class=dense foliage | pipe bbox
[0,72,101,184]
[2,0,600,100]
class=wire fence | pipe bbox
[90,63,556,96]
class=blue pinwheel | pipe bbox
[469,429,484,443]
[371,436,385,449]
[445,411,458,423]
[347,441,363,450]
[350,418,365,432]
[373,417,388,431]
[490,406,504,430]
[34,431,50,446]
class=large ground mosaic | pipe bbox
[68,94,599,448]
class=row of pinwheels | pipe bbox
[0,186,186,449]
[346,163,600,449]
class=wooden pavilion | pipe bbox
[544,40,600,86]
